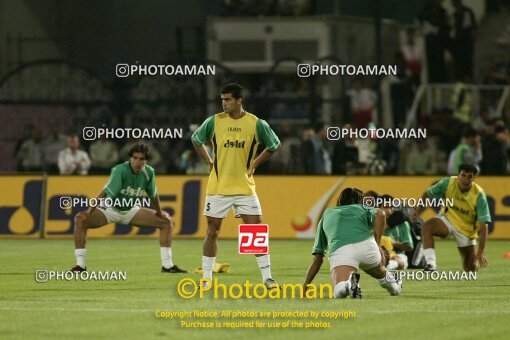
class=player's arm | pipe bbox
[151,194,165,218]
[250,148,276,176]
[251,119,281,176]
[191,116,215,171]
[412,177,450,221]
[146,171,167,219]
[373,209,387,265]
[86,190,106,215]
[475,192,491,268]
[192,143,213,171]
[476,222,488,268]
[303,254,324,292]
[373,209,386,246]
[391,239,413,252]
[304,218,327,291]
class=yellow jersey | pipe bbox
[427,176,491,238]
[191,111,280,195]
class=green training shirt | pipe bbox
[383,221,414,254]
[312,204,378,256]
[103,161,157,211]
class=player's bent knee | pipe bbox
[74,213,89,229]
[206,228,220,239]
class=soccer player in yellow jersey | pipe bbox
[412,164,491,272]
[191,83,281,288]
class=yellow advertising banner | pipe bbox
[42,175,510,239]
[0,176,43,238]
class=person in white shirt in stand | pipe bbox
[346,79,377,129]
[89,136,119,173]
[58,134,91,175]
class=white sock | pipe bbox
[202,256,215,280]
[377,277,401,295]
[387,260,399,270]
[333,281,351,298]
[160,247,174,269]
[75,249,87,268]
[423,248,436,267]
[256,255,272,281]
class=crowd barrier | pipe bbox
[1,175,509,239]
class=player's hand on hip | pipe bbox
[476,252,488,268]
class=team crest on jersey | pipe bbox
[120,186,147,197]
[223,139,246,148]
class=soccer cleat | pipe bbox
[391,278,403,296]
[161,265,188,273]
[264,278,281,290]
[349,273,362,299]
[423,264,437,272]
[70,265,86,272]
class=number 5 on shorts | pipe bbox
[206,202,211,211]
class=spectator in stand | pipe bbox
[89,137,119,174]
[14,124,35,171]
[58,134,91,175]
[42,130,67,173]
[346,79,377,129]
[16,128,43,172]
[389,51,414,128]
[405,140,437,175]
[400,28,423,85]
[451,0,477,80]
[447,127,482,175]
[332,124,359,174]
[481,120,510,174]
[302,121,331,174]
[418,0,450,82]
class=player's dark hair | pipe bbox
[363,190,378,199]
[128,143,151,161]
[338,188,364,206]
[380,194,394,207]
[463,127,479,138]
[458,163,478,175]
[221,83,243,99]
[313,121,326,133]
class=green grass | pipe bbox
[1,239,510,340]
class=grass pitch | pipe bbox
[1,239,509,340]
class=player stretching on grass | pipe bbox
[303,188,402,298]
[192,83,281,288]
[412,164,491,272]
[71,143,187,273]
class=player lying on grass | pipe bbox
[71,143,187,273]
[380,194,414,270]
[412,163,491,272]
[303,187,402,299]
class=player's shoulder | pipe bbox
[471,181,485,195]
[244,111,260,121]
[214,112,228,119]
[111,161,130,173]
[329,204,367,213]
[144,163,156,174]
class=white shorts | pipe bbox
[438,213,477,247]
[98,206,140,225]
[328,238,381,272]
[204,195,262,218]
[394,253,408,269]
